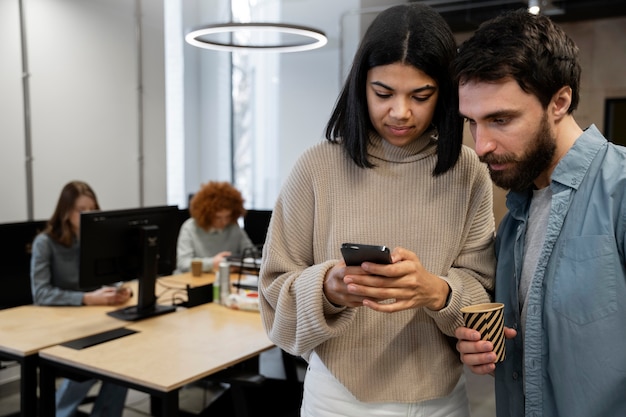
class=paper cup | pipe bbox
[461,302,506,362]
[191,259,203,277]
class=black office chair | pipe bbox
[197,351,303,417]
[0,220,46,309]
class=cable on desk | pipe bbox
[156,287,186,305]
[156,279,186,291]
[168,289,188,306]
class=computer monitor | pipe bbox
[79,205,179,321]
[243,209,272,247]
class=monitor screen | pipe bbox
[79,205,180,321]
[243,209,272,247]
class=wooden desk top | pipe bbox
[0,281,140,357]
[156,271,258,302]
[0,305,126,357]
[158,272,215,288]
[0,273,260,359]
[39,302,274,392]
[0,276,202,359]
[157,271,255,288]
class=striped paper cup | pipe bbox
[461,302,505,362]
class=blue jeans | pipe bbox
[56,378,128,417]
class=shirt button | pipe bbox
[512,372,519,380]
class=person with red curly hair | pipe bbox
[176,181,253,273]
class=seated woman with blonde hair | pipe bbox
[176,181,254,273]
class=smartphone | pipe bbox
[340,243,392,266]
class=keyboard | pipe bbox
[61,327,138,350]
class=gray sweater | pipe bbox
[176,219,254,273]
[30,233,84,306]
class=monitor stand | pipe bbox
[107,225,176,321]
[107,304,175,321]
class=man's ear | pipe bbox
[551,86,573,120]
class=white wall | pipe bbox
[178,0,233,200]
[0,0,166,223]
[1,0,363,222]
[278,0,362,191]
[0,0,27,222]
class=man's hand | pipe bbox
[455,326,517,375]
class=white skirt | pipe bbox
[301,351,470,417]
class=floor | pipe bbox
[0,348,495,416]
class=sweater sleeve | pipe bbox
[259,151,356,357]
[30,234,84,306]
[424,150,496,335]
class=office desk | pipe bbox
[158,271,214,287]
[157,270,256,288]
[38,302,274,417]
[0,305,128,417]
[158,271,258,307]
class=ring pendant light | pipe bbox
[185,22,328,53]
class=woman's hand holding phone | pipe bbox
[321,243,394,308]
[335,245,451,313]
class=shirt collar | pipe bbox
[551,124,606,190]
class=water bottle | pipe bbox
[213,277,220,303]
[218,260,231,304]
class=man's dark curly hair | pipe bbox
[189,181,246,230]
[453,9,580,113]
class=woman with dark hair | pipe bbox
[31,180,132,306]
[31,180,130,417]
[259,4,495,416]
[326,5,462,175]
[176,181,253,273]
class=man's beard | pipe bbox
[480,114,556,192]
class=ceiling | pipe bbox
[409,0,626,32]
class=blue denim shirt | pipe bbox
[494,125,626,417]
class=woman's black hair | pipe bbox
[325,3,462,175]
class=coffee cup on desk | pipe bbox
[191,259,203,277]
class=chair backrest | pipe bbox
[0,220,47,309]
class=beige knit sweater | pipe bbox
[259,131,495,403]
